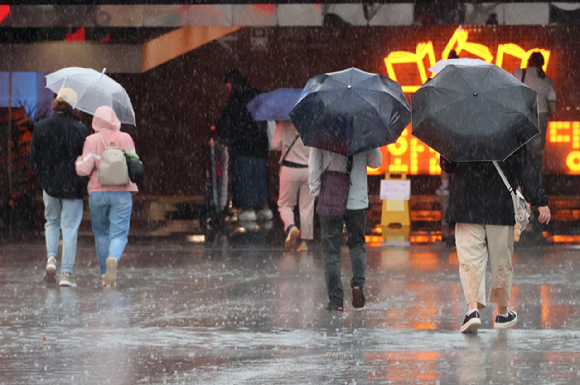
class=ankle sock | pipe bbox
[467,309,478,316]
[497,312,508,318]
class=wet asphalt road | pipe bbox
[1,241,580,384]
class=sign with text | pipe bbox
[380,180,411,201]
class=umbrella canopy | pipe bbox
[411,63,539,162]
[429,58,490,74]
[247,88,302,121]
[46,67,136,125]
[289,68,411,157]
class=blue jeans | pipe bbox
[43,191,84,274]
[89,192,133,275]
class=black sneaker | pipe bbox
[352,286,365,309]
[325,302,344,312]
[460,310,481,334]
[494,310,518,329]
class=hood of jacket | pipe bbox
[92,106,121,133]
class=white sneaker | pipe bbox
[257,209,273,220]
[59,273,74,287]
[44,257,57,283]
[238,210,257,221]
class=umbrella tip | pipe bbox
[348,85,352,89]
[100,68,106,78]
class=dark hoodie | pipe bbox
[30,113,89,199]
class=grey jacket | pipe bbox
[309,148,382,210]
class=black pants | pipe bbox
[320,209,367,307]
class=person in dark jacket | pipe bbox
[30,89,89,287]
[215,69,272,222]
[441,146,550,334]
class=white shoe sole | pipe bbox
[461,318,481,334]
[104,257,117,287]
[494,313,518,329]
[44,261,57,283]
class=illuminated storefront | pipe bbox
[371,27,575,176]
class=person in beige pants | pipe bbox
[272,121,314,251]
[441,145,550,334]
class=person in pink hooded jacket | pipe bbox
[76,106,138,287]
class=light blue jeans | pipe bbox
[89,192,133,275]
[43,191,84,274]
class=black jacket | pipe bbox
[30,113,90,199]
[216,86,269,158]
[441,146,549,226]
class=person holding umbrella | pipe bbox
[30,88,90,287]
[75,106,138,288]
[291,68,411,311]
[247,87,313,251]
[46,67,138,288]
[413,60,551,333]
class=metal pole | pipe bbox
[7,43,12,239]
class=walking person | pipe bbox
[272,121,314,251]
[30,89,89,287]
[216,69,272,222]
[513,53,557,180]
[441,146,550,334]
[513,52,557,241]
[309,148,382,311]
[75,106,138,287]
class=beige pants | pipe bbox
[278,166,315,240]
[455,223,514,309]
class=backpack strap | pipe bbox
[521,68,527,83]
[99,132,108,148]
[98,132,123,148]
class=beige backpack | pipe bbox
[98,133,129,186]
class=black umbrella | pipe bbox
[411,62,539,162]
[289,68,411,157]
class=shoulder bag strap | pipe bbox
[492,161,514,194]
[521,68,527,83]
[280,135,300,164]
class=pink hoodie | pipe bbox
[76,106,139,194]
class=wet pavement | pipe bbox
[1,241,580,384]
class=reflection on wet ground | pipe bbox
[1,243,580,384]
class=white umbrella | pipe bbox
[46,67,136,125]
[429,58,492,74]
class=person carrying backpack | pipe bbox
[75,106,139,287]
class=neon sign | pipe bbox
[371,27,555,175]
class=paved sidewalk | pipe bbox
[1,243,579,384]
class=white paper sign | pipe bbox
[380,180,411,201]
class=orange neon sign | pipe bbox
[370,27,554,176]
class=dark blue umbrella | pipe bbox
[289,68,411,156]
[246,88,302,121]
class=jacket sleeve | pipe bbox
[508,146,549,207]
[367,148,383,168]
[440,156,457,174]
[308,148,324,196]
[75,137,97,177]
[271,121,283,151]
[121,133,136,154]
